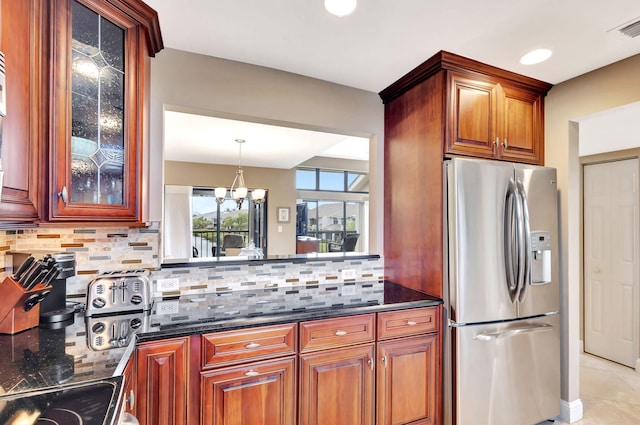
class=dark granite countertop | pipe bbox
[0,281,441,400]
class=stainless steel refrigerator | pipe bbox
[443,157,560,425]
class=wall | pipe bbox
[165,160,296,255]
[544,52,640,422]
[149,48,385,255]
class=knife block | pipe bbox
[0,276,49,334]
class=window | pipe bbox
[296,167,368,253]
[296,167,368,193]
[191,188,266,258]
[296,200,364,253]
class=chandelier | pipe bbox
[215,139,266,209]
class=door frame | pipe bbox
[580,152,640,371]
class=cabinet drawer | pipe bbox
[300,314,375,353]
[377,307,439,340]
[201,323,297,369]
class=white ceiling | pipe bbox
[152,0,640,167]
[163,111,369,168]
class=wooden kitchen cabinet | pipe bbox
[0,0,45,224]
[136,336,190,425]
[298,314,376,425]
[201,357,296,425]
[377,335,439,425]
[0,0,161,226]
[133,307,440,425]
[447,72,545,164]
[200,324,298,425]
[47,0,162,222]
[299,344,375,425]
[379,51,551,296]
[376,307,441,425]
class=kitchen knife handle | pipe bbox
[19,262,42,288]
[12,256,34,281]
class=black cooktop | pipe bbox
[0,377,122,425]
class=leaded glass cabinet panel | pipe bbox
[49,0,162,221]
[71,0,125,205]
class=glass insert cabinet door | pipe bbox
[71,0,125,205]
[49,0,160,221]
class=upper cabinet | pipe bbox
[447,71,546,164]
[379,51,551,296]
[0,0,161,226]
[380,51,552,166]
[49,0,163,221]
[0,0,45,225]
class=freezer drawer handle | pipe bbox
[473,323,552,341]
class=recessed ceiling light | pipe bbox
[520,49,553,65]
[324,0,357,17]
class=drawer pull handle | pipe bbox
[245,370,260,377]
[368,358,374,371]
[406,320,417,326]
[335,330,347,336]
[245,342,261,349]
[382,356,387,368]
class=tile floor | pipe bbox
[553,353,640,425]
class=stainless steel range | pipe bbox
[85,269,151,316]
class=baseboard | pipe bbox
[560,399,584,423]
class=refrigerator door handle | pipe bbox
[504,178,519,302]
[513,179,526,302]
[473,323,553,341]
[516,178,532,303]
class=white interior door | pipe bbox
[584,158,638,367]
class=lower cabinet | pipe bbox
[200,357,296,425]
[133,306,441,425]
[299,344,375,425]
[377,335,439,425]
[136,336,191,425]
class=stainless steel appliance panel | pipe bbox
[446,158,518,324]
[516,165,560,318]
[454,314,560,425]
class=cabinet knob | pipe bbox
[494,137,499,147]
[368,358,374,371]
[245,342,261,349]
[58,186,69,204]
[245,370,260,377]
[335,330,347,336]
[382,356,387,368]
[502,139,508,148]
[406,320,417,326]
[126,389,135,410]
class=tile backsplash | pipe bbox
[0,224,384,298]
[0,225,160,296]
[151,257,384,298]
